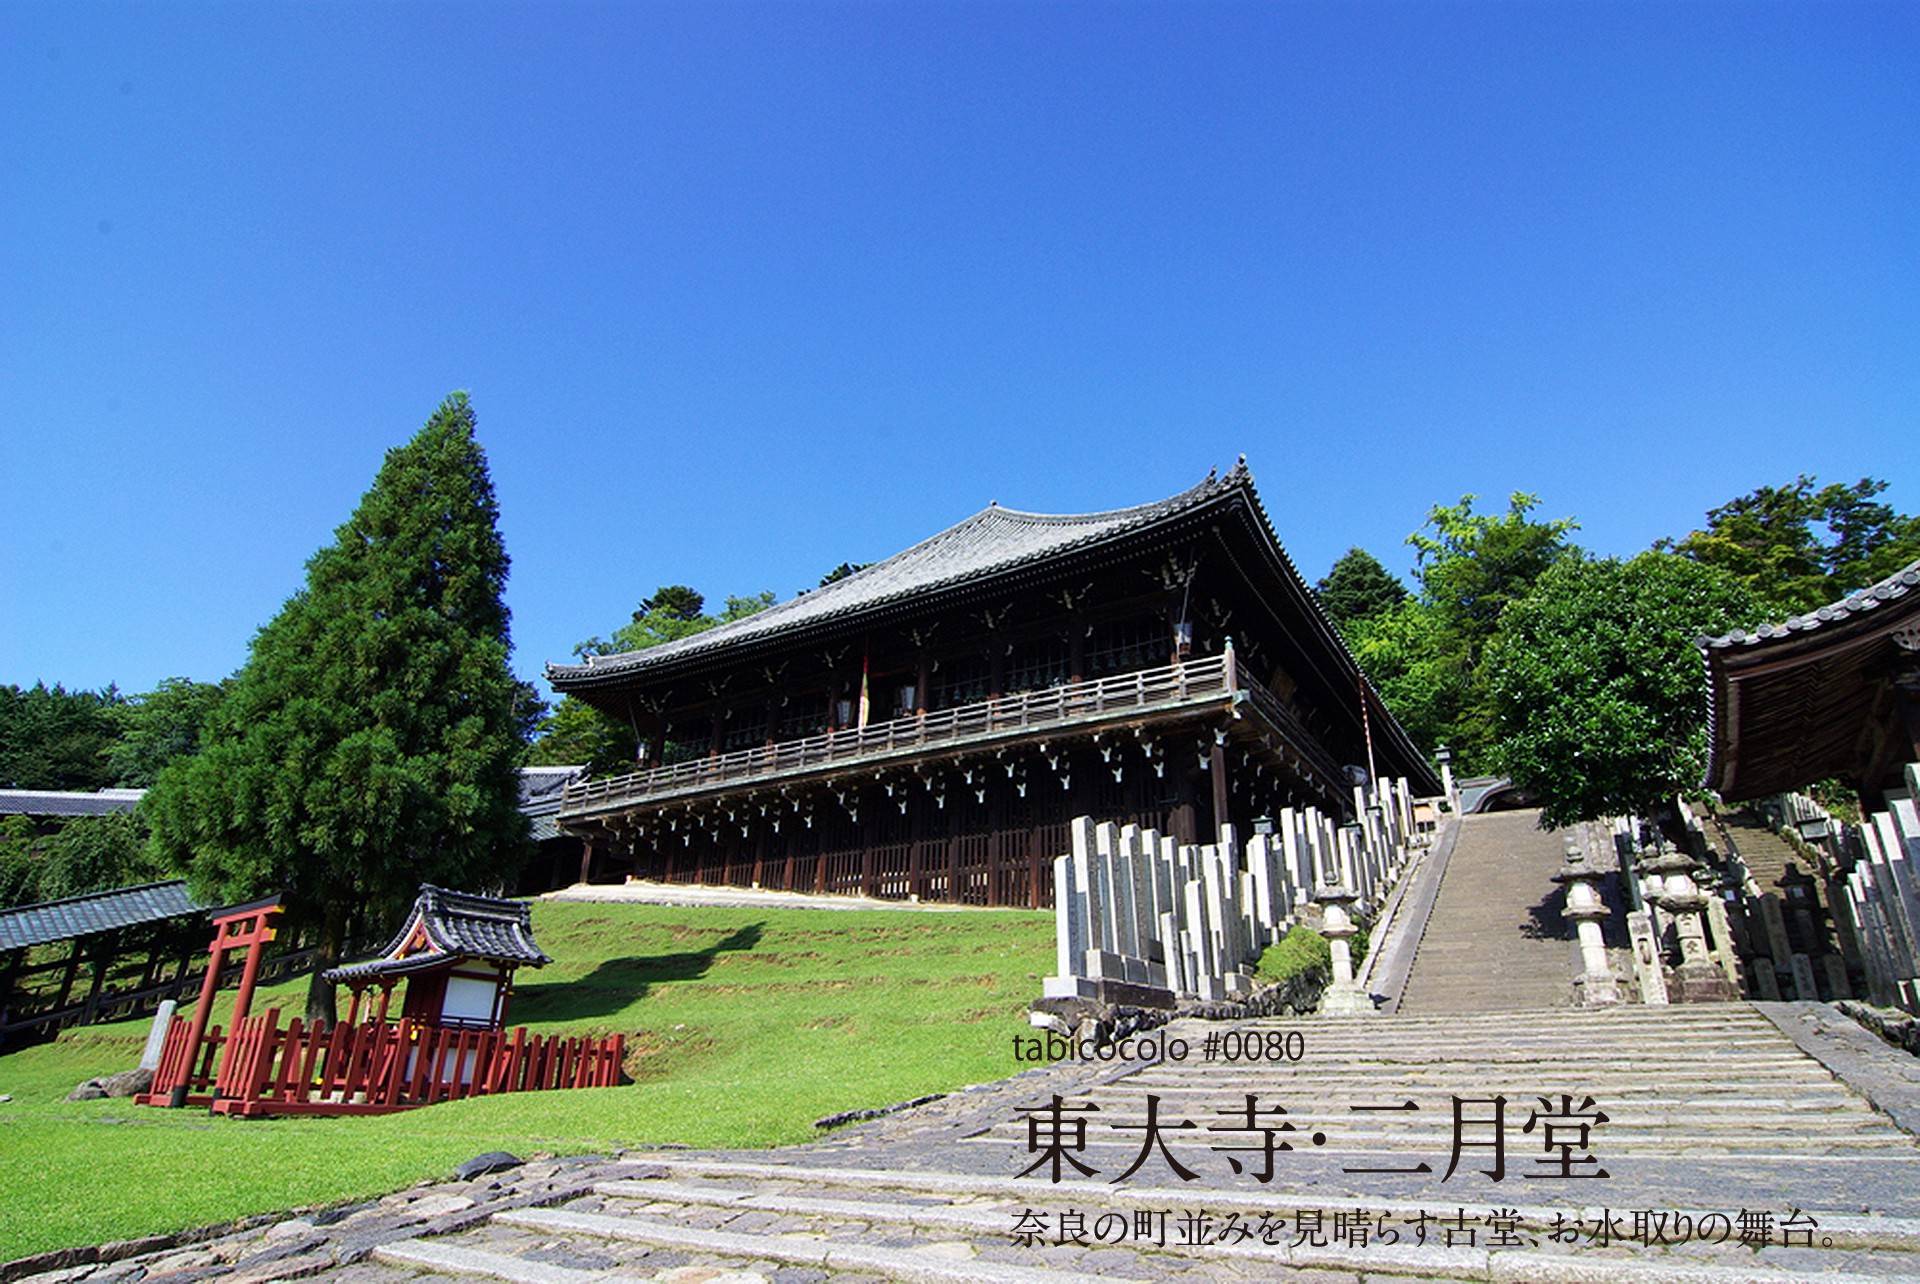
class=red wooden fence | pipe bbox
[138,1009,622,1117]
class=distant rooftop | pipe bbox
[0,879,209,950]
[0,789,145,818]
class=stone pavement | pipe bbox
[15,998,1920,1284]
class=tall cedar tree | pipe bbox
[1314,548,1407,632]
[145,394,529,1021]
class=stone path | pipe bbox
[17,1001,1920,1284]
[1396,810,1584,1014]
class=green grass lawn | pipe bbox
[0,900,1055,1263]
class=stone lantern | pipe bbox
[1552,841,1619,1005]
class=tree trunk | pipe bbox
[303,901,347,1026]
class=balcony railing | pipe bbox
[560,652,1340,820]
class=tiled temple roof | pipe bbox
[0,880,208,950]
[1702,553,1920,800]
[548,465,1249,687]
[1703,555,1920,653]
[323,885,550,984]
[520,765,585,842]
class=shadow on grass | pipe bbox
[509,923,766,1021]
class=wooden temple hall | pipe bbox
[548,462,1440,907]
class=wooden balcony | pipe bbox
[559,653,1346,823]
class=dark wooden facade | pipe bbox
[548,463,1438,906]
[1704,555,1920,806]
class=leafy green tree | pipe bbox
[1314,548,1408,633]
[539,589,775,772]
[0,682,125,790]
[0,812,160,910]
[643,584,705,620]
[525,696,637,772]
[106,677,228,788]
[817,561,871,587]
[1348,494,1580,769]
[1661,475,1920,616]
[144,394,530,1022]
[1411,492,1580,647]
[1344,598,1467,761]
[1485,551,1759,828]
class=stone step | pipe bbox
[375,1238,651,1284]
[497,1205,1117,1283]
[601,1165,1920,1251]
[497,1159,1920,1282]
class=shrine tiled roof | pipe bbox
[0,789,146,818]
[324,885,550,984]
[1703,554,1920,652]
[0,880,208,950]
[549,464,1251,686]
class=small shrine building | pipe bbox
[324,884,551,1030]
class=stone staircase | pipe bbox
[1396,810,1584,1013]
[159,1005,1908,1284]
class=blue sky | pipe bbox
[4,2,1914,700]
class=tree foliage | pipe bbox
[1314,548,1407,631]
[1344,598,1467,762]
[534,587,775,772]
[0,683,125,790]
[105,677,228,789]
[1661,475,1920,616]
[143,394,530,1021]
[817,561,871,587]
[1349,494,1581,770]
[0,812,160,910]
[1411,492,1580,648]
[1485,552,1759,828]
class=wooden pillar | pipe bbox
[1027,821,1045,910]
[1210,739,1230,842]
[1171,763,1198,846]
[80,930,118,1023]
[53,945,83,1015]
[230,927,272,1028]
[0,947,22,1039]
[915,654,931,717]
[169,938,227,1107]
[860,804,876,897]
[578,837,597,887]
[907,792,926,901]
[1068,616,1086,684]
[986,786,1005,907]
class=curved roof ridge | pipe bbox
[548,465,1247,683]
[1703,552,1920,650]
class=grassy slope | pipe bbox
[0,901,1054,1262]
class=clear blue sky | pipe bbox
[4,2,1914,701]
